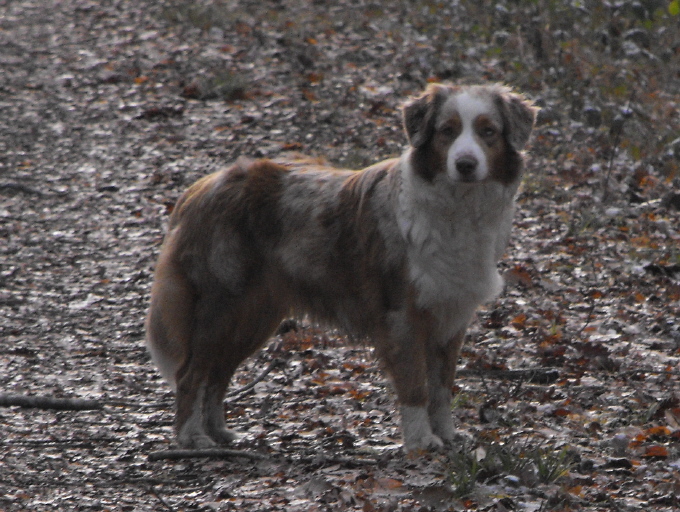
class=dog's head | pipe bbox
[403,83,537,185]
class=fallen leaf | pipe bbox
[642,445,669,458]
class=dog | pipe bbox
[145,83,537,453]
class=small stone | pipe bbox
[492,31,511,46]
[583,106,602,128]
[661,192,680,211]
[669,137,680,160]
[622,40,642,57]
[623,28,650,49]
[611,434,630,457]
[503,475,521,487]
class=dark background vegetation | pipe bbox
[1,0,679,510]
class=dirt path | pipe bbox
[1,1,678,510]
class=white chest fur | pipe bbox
[397,160,517,328]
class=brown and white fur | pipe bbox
[145,83,537,453]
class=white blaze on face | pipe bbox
[445,92,493,183]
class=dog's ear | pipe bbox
[495,88,538,151]
[402,85,447,148]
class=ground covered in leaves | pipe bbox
[1,0,679,510]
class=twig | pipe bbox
[150,485,176,512]
[0,394,103,410]
[577,292,598,339]
[510,376,524,398]
[602,92,635,202]
[0,359,288,413]
[457,367,560,384]
[290,453,379,467]
[148,448,269,462]
[619,368,680,378]
[477,369,491,396]
[226,357,287,400]
[0,182,44,196]
[105,399,174,409]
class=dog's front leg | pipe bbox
[426,330,467,446]
[399,404,443,453]
[381,313,444,453]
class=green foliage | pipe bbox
[161,2,224,30]
[449,451,483,498]
[532,445,574,483]
[205,70,249,101]
[670,1,680,16]
[450,391,471,410]
[449,440,576,498]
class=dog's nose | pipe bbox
[456,157,478,178]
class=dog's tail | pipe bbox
[145,233,194,392]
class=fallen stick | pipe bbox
[291,453,379,467]
[226,357,287,400]
[149,485,176,512]
[0,182,44,196]
[0,394,103,410]
[457,367,560,384]
[148,448,269,462]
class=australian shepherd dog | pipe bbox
[145,83,537,453]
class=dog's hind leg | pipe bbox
[173,292,238,449]
[202,365,240,446]
[199,286,288,446]
[175,368,215,448]
[177,349,249,448]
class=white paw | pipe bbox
[177,413,218,449]
[406,432,445,453]
[429,407,456,442]
[400,405,444,454]
[207,427,239,445]
[178,432,218,449]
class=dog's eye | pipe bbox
[479,126,497,139]
[439,125,456,138]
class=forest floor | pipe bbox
[1,0,679,510]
